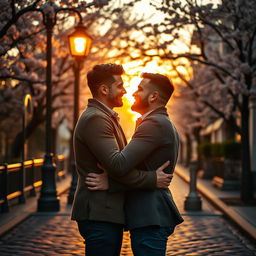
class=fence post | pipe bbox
[1,164,9,212]
[18,161,26,204]
[30,159,36,197]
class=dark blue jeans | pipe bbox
[130,226,174,256]
[77,220,123,256]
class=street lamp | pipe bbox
[68,24,92,57]
[20,94,33,204]
[67,24,92,204]
[37,1,103,212]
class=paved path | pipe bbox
[0,176,255,256]
[176,164,256,241]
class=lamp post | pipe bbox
[67,24,92,204]
[37,1,100,212]
[184,161,202,211]
[37,5,60,211]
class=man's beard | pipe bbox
[131,96,149,113]
[109,93,123,107]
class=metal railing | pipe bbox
[0,155,67,213]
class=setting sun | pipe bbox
[115,59,184,140]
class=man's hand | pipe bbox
[85,169,109,191]
[156,161,173,189]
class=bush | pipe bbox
[223,141,241,159]
[211,143,224,158]
[198,142,212,158]
[198,141,241,160]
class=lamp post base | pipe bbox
[38,197,60,212]
[184,195,202,211]
[184,161,202,211]
[37,154,60,212]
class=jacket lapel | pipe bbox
[111,117,127,148]
[87,99,127,149]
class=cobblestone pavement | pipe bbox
[0,176,256,256]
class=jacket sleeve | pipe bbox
[80,115,156,189]
[107,168,156,191]
[81,115,164,178]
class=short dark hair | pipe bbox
[141,72,174,104]
[87,64,124,97]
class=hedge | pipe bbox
[198,141,241,159]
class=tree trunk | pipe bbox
[185,133,192,167]
[11,112,44,158]
[179,139,184,164]
[193,127,202,168]
[4,133,9,162]
[240,95,254,201]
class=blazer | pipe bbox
[124,107,184,229]
[92,106,184,229]
[72,100,183,230]
[71,99,156,224]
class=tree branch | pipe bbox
[0,75,44,84]
[0,0,41,38]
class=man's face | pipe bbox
[131,78,152,114]
[107,75,126,108]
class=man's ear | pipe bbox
[149,91,159,103]
[98,84,109,96]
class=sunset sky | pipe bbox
[77,0,195,140]
[109,1,194,140]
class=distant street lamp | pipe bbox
[20,94,33,204]
[37,1,106,212]
[67,24,92,204]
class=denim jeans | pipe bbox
[130,226,174,256]
[77,220,123,256]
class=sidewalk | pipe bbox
[175,164,256,241]
[0,175,71,237]
[1,174,256,255]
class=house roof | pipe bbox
[200,118,224,136]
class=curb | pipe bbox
[175,167,256,242]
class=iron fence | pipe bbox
[0,155,67,213]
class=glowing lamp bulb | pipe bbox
[74,37,86,53]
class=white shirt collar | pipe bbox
[140,109,155,120]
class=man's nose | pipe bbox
[122,88,127,95]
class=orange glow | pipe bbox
[68,25,92,57]
[115,59,184,140]
[236,133,241,142]
[74,37,87,53]
[82,58,191,141]
[34,180,43,187]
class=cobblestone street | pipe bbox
[0,176,255,256]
